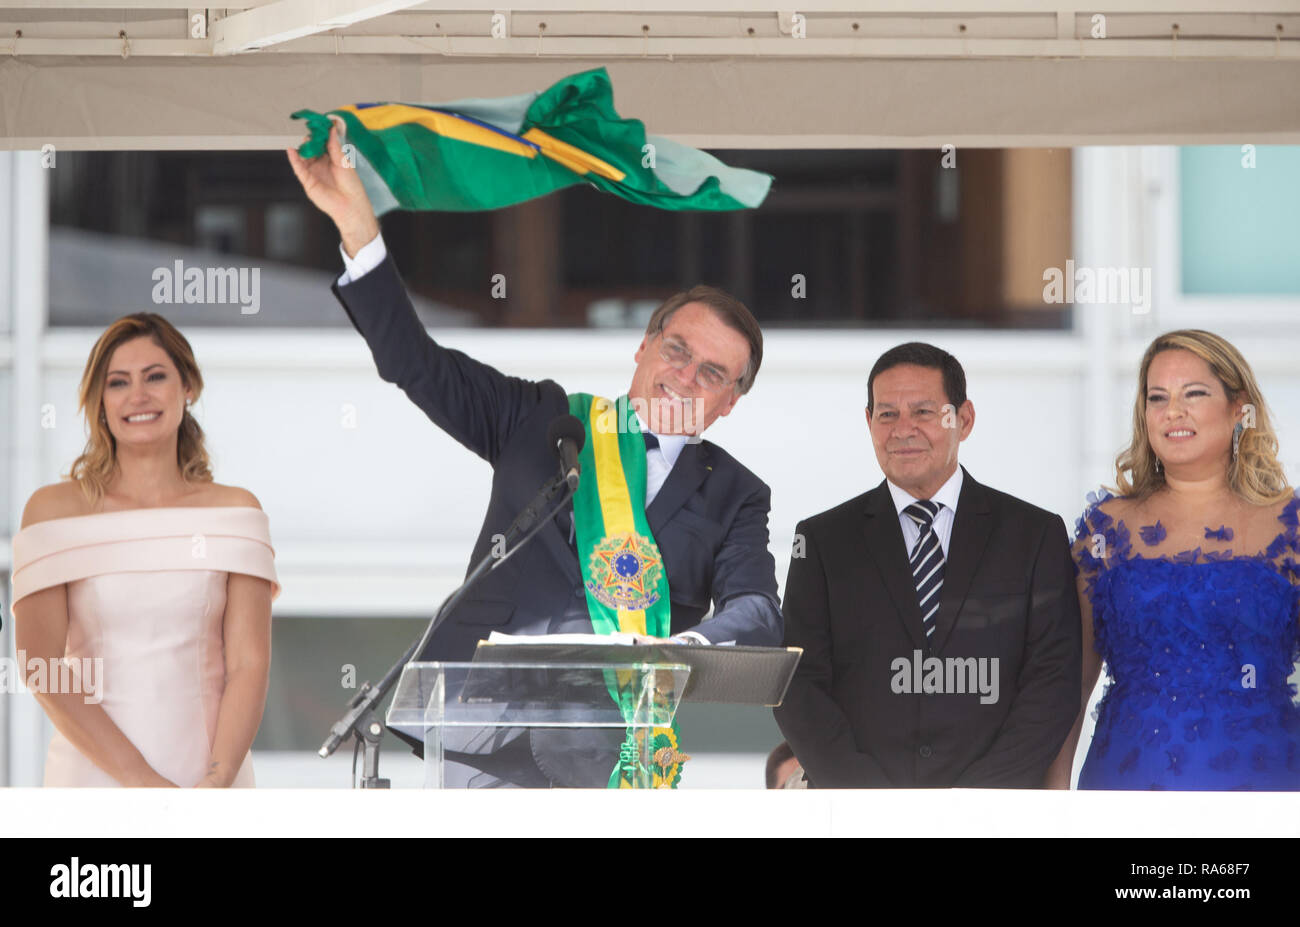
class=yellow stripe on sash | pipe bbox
[339,104,540,160]
[587,396,646,635]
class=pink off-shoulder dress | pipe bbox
[9,506,281,787]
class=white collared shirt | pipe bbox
[634,411,687,508]
[886,466,963,559]
[338,232,388,286]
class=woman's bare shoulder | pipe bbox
[20,481,89,529]
[203,482,263,510]
[20,481,263,528]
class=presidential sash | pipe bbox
[567,392,688,788]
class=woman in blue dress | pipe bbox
[1047,329,1299,790]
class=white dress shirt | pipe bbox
[633,415,706,645]
[886,466,963,559]
[338,231,389,286]
[636,411,688,508]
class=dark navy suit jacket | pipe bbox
[774,469,1081,788]
[331,253,782,663]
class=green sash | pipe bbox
[567,392,688,788]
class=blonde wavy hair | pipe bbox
[1115,329,1290,504]
[67,313,213,507]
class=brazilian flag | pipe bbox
[292,67,771,214]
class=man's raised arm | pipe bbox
[289,119,543,464]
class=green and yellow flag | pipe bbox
[292,67,771,214]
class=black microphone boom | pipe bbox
[319,413,588,783]
[548,414,586,490]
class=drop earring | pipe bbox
[1232,421,1243,460]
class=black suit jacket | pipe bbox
[773,467,1081,788]
[330,253,782,663]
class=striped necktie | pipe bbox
[903,500,944,639]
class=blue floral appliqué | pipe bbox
[1072,488,1300,792]
[1139,521,1166,546]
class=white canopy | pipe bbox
[1,1,1298,149]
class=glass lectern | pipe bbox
[386,660,691,788]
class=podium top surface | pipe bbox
[472,641,802,706]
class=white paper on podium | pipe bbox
[485,631,639,646]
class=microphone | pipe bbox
[548,414,586,490]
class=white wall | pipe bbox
[29,325,1298,621]
[24,327,1101,616]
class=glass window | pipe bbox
[47,148,1072,329]
[1180,146,1300,296]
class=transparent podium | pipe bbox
[386,661,691,788]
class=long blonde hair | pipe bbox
[1115,329,1289,504]
[67,313,213,507]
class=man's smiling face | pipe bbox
[628,302,750,435]
[867,364,973,499]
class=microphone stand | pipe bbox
[318,471,576,788]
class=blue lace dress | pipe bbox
[1072,491,1300,790]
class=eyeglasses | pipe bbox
[657,333,739,393]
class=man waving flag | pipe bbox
[286,67,784,789]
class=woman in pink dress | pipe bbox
[10,313,279,787]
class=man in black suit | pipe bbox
[774,343,1080,788]
[289,120,781,785]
